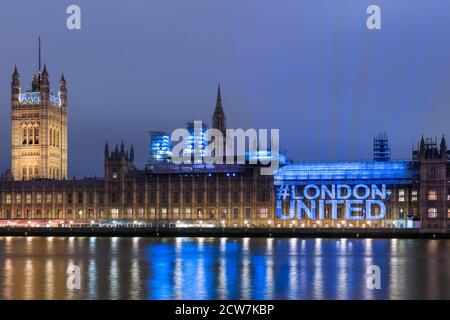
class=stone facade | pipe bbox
[11,65,68,181]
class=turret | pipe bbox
[40,64,49,103]
[419,135,425,158]
[11,65,20,108]
[104,141,110,159]
[104,141,136,181]
[120,141,125,155]
[59,72,67,108]
[130,144,135,163]
[440,135,446,159]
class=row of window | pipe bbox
[2,190,271,205]
[22,126,39,145]
[1,207,271,220]
[21,125,61,147]
[427,208,450,219]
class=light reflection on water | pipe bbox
[0,237,449,300]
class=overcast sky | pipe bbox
[1,0,449,177]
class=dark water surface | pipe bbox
[0,237,449,299]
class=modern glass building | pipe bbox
[149,131,172,163]
[183,121,209,163]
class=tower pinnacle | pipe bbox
[212,83,226,135]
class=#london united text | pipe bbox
[277,184,387,221]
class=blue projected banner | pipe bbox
[276,183,387,221]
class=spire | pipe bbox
[12,65,19,79]
[114,144,119,160]
[120,141,125,155]
[104,141,109,156]
[42,64,48,77]
[440,134,446,158]
[38,35,42,72]
[130,144,135,163]
[60,72,66,84]
[215,83,223,110]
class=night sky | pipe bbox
[1,0,449,177]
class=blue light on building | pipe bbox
[274,161,419,185]
[245,150,289,166]
[184,121,209,163]
[149,131,172,163]
[19,92,61,106]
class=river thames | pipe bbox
[0,237,449,300]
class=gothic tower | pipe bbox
[212,84,226,136]
[415,135,448,232]
[11,42,68,180]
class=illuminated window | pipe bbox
[412,190,418,202]
[57,193,63,204]
[184,208,191,219]
[260,208,269,219]
[36,193,42,204]
[448,208,450,219]
[16,194,22,204]
[428,208,438,219]
[6,194,12,205]
[398,189,405,202]
[47,193,52,204]
[220,208,227,219]
[111,208,119,219]
[196,208,203,218]
[208,208,215,219]
[428,189,438,201]
[26,193,32,204]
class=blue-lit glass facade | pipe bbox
[149,131,172,163]
[246,150,289,166]
[183,121,209,163]
[275,161,419,185]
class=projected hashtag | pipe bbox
[277,185,290,200]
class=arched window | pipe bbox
[34,126,39,145]
[28,127,33,144]
[22,128,27,145]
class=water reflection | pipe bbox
[0,237,449,299]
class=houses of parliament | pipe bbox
[0,53,449,232]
